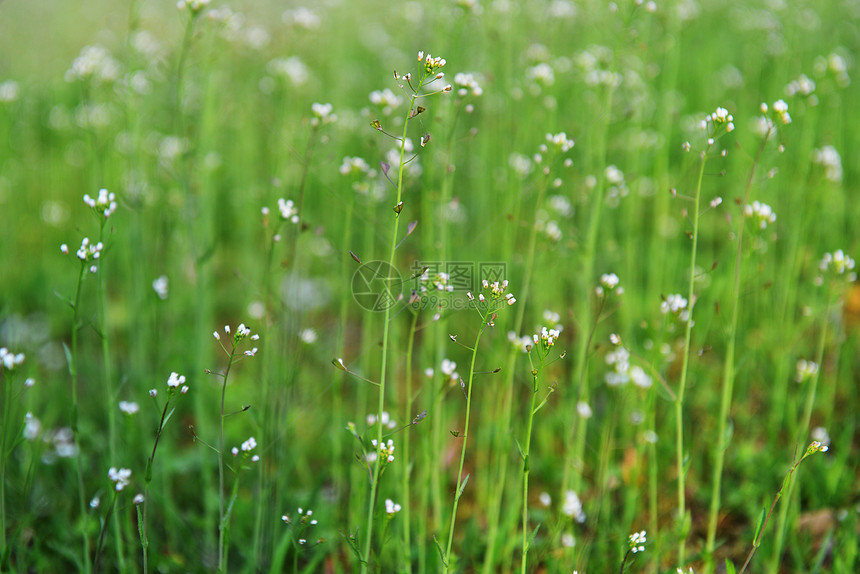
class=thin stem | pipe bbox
[218,356,236,573]
[565,79,615,497]
[96,218,124,570]
[675,151,707,565]
[0,370,11,557]
[360,65,427,574]
[400,309,420,573]
[705,129,771,563]
[93,490,119,574]
[768,291,832,570]
[70,261,93,574]
[521,363,542,574]
[442,321,488,573]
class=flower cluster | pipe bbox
[282,507,318,526]
[785,73,816,98]
[817,249,857,285]
[65,45,121,84]
[366,411,397,430]
[660,293,690,322]
[743,200,777,230]
[108,467,132,491]
[605,345,652,389]
[0,80,20,103]
[119,401,139,415]
[276,198,299,224]
[149,371,189,398]
[385,499,402,516]
[0,347,25,371]
[795,359,819,383]
[371,438,396,464]
[176,0,211,13]
[339,156,373,177]
[61,238,103,273]
[310,102,336,126]
[700,106,735,146]
[596,273,624,297]
[213,323,260,356]
[152,275,169,300]
[545,132,575,153]
[418,51,446,73]
[533,326,561,353]
[812,145,843,183]
[805,441,829,456]
[83,188,117,218]
[281,507,322,546]
[441,358,459,381]
[561,490,586,523]
[820,249,856,275]
[369,88,403,115]
[453,72,483,98]
[232,436,260,462]
[628,530,647,553]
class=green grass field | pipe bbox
[0,0,858,572]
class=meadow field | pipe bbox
[0,0,858,572]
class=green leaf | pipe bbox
[725,558,737,574]
[63,341,73,375]
[433,535,447,565]
[456,474,470,500]
[752,507,767,547]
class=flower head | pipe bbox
[743,200,777,230]
[628,530,647,553]
[83,188,117,218]
[310,102,336,126]
[385,499,402,516]
[0,348,25,371]
[108,467,132,491]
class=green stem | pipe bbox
[360,64,426,574]
[675,151,707,565]
[482,167,550,573]
[218,355,236,573]
[70,260,93,574]
[96,218,124,570]
[565,79,615,497]
[442,321,488,573]
[705,129,771,564]
[401,309,420,573]
[0,370,11,559]
[521,366,541,574]
[768,292,832,571]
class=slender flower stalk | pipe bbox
[361,51,448,572]
[705,104,774,564]
[675,107,732,565]
[769,250,854,569]
[566,78,616,498]
[61,238,103,574]
[483,132,573,573]
[521,329,560,574]
[139,372,189,574]
[443,280,517,573]
[743,442,829,574]
[209,324,259,574]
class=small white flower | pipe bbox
[385,498,402,515]
[108,467,132,491]
[152,275,169,300]
[119,401,139,415]
[562,490,586,523]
